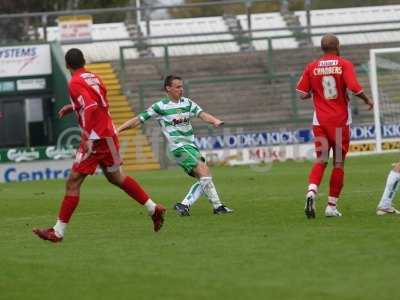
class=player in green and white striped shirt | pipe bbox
[118,75,233,216]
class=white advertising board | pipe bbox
[201,139,400,166]
[17,78,46,91]
[0,45,52,78]
[0,160,73,183]
[58,15,92,42]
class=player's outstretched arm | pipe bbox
[58,104,74,118]
[117,117,141,134]
[298,91,311,100]
[354,92,374,111]
[199,112,224,128]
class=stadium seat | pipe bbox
[38,22,138,63]
[139,17,240,56]
[237,13,299,50]
[295,5,400,46]
[61,41,138,63]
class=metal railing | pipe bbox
[0,0,278,42]
[4,0,400,48]
[126,19,400,42]
[137,72,303,127]
[135,69,375,167]
[119,25,400,84]
[136,72,309,167]
[0,0,272,19]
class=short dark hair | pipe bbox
[321,34,339,53]
[65,48,86,70]
[164,75,182,90]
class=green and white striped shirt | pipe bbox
[138,97,203,151]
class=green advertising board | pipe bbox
[0,145,76,164]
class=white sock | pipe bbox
[378,170,400,209]
[328,196,338,207]
[53,220,67,237]
[182,182,203,207]
[144,199,156,215]
[199,177,222,209]
[308,183,318,193]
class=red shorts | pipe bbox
[72,135,122,175]
[312,125,350,163]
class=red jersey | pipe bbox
[68,68,116,140]
[296,54,363,127]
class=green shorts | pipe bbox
[171,145,205,175]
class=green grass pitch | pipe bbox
[1,153,400,300]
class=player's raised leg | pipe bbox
[173,145,232,215]
[174,181,203,216]
[103,168,166,231]
[33,171,87,243]
[193,162,233,214]
[377,163,400,215]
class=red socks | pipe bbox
[329,167,344,198]
[309,164,344,197]
[58,195,80,223]
[56,176,149,223]
[308,163,327,186]
[121,176,149,205]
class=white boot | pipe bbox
[325,205,342,217]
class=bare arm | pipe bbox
[58,104,74,118]
[199,111,224,128]
[117,116,141,134]
[354,91,374,111]
[297,91,311,100]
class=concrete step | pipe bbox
[103,78,120,86]
[119,133,148,140]
[109,98,132,105]
[108,95,128,101]
[123,145,153,153]
[122,153,156,161]
[108,89,122,96]
[106,83,122,90]
[86,63,113,71]
[122,150,154,157]
[95,69,115,76]
[113,120,142,128]
[109,99,131,105]
[122,163,160,172]
[111,111,136,119]
[118,129,141,136]
[109,102,133,109]
[99,73,117,80]
[109,106,134,113]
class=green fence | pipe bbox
[118,24,393,166]
[120,36,275,80]
[136,71,372,129]
[120,26,400,82]
[135,70,374,168]
[0,145,75,164]
[137,74,308,168]
[137,73,292,110]
[136,72,309,133]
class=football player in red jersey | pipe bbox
[33,48,166,242]
[296,34,373,218]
